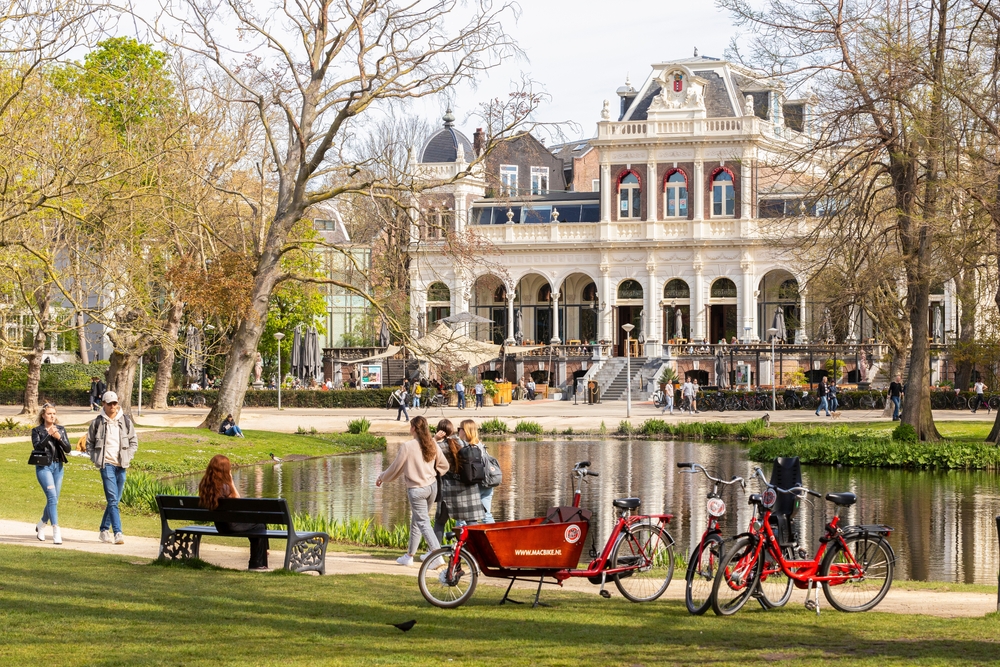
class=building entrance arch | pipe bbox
[709,277,738,343]
[757,270,800,342]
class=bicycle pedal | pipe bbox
[599,589,611,599]
[797,548,808,559]
[804,599,816,612]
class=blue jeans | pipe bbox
[396,403,409,421]
[891,396,901,420]
[100,465,127,534]
[224,425,243,437]
[412,395,420,408]
[830,396,839,412]
[816,396,830,416]
[457,391,466,409]
[480,485,495,523]
[36,461,64,526]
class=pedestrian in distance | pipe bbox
[412,382,422,408]
[691,378,700,413]
[396,386,410,422]
[972,380,990,414]
[459,419,494,523]
[888,374,904,421]
[31,404,71,544]
[455,379,466,409]
[815,377,831,416]
[85,391,138,545]
[88,376,106,412]
[660,384,674,415]
[474,380,485,409]
[828,378,840,414]
[526,377,536,401]
[198,454,269,570]
[432,419,486,544]
[376,416,449,566]
[218,413,245,438]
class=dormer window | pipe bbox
[530,167,549,195]
[618,172,641,219]
[500,165,518,196]
[664,171,688,218]
[712,171,735,217]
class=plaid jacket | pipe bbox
[437,439,485,524]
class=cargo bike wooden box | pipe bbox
[418,461,677,608]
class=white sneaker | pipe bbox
[99,530,112,543]
[425,555,446,569]
[52,527,62,545]
[419,552,431,562]
[114,532,125,545]
[396,554,414,566]
[36,521,45,542]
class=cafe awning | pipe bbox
[341,345,401,365]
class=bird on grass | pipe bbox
[269,453,283,463]
[390,620,417,632]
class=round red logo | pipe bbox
[706,497,726,517]
[762,488,777,509]
[564,524,582,544]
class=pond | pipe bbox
[175,439,1000,584]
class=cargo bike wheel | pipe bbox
[417,546,479,608]
[610,523,675,602]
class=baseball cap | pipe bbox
[102,391,119,404]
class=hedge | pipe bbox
[0,362,110,391]
[0,386,399,409]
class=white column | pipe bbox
[646,264,659,357]
[600,163,612,222]
[599,265,611,341]
[692,265,705,342]
[551,291,562,344]
[693,159,704,220]
[797,287,809,343]
[740,160,751,223]
[506,281,516,344]
[647,161,658,221]
[741,263,755,341]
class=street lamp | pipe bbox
[274,332,285,410]
[622,323,635,419]
[767,327,778,411]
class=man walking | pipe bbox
[828,379,839,413]
[395,386,409,422]
[972,379,990,414]
[888,374,904,421]
[455,379,466,410]
[474,380,485,409]
[88,376,106,412]
[85,391,138,545]
[815,377,831,417]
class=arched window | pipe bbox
[710,278,737,298]
[618,172,641,219]
[664,171,688,218]
[493,285,507,303]
[617,279,644,300]
[663,279,690,299]
[582,282,598,303]
[778,279,799,300]
[537,283,552,302]
[712,170,735,217]
[427,282,451,302]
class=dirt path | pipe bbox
[1,519,993,618]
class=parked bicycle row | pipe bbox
[652,387,998,411]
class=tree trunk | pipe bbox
[76,310,90,364]
[987,188,1000,444]
[107,349,141,417]
[901,280,940,441]
[199,245,284,430]
[953,268,977,390]
[20,288,52,416]
[151,299,184,409]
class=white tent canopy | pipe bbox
[344,345,402,365]
[410,324,500,368]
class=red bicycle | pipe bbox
[418,461,676,608]
[712,466,895,615]
[676,462,746,615]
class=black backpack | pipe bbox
[456,441,487,485]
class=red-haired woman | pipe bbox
[198,455,268,570]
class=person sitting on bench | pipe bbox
[198,455,268,570]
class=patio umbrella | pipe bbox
[514,309,524,344]
[933,305,943,343]
[715,350,730,388]
[772,306,786,342]
[313,326,324,381]
[379,318,391,347]
[440,311,493,325]
[638,309,646,344]
[675,308,684,339]
[291,324,303,379]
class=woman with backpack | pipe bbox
[432,419,485,543]
[376,416,450,566]
[459,419,497,523]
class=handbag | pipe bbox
[481,445,502,488]
[28,446,52,466]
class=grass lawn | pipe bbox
[0,428,383,539]
[0,544,997,666]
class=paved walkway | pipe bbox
[1,402,995,438]
[0,519,993,617]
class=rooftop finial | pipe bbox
[694,47,699,57]
[443,108,455,127]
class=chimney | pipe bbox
[473,128,484,156]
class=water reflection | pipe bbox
[175,439,1000,584]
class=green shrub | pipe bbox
[0,361,111,391]
[480,418,509,434]
[701,421,734,439]
[617,420,635,435]
[291,513,456,550]
[347,417,371,434]
[892,423,918,443]
[640,418,670,436]
[598,421,607,435]
[657,367,679,385]
[736,418,769,440]
[120,471,185,515]
[514,420,543,435]
[673,421,704,438]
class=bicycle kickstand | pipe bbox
[598,572,611,599]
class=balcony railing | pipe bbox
[596,117,763,140]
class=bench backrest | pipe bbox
[157,495,294,532]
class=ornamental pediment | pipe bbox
[647,66,708,119]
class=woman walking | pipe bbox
[377,415,449,566]
[31,404,72,544]
[433,419,486,543]
[199,455,269,570]
[459,419,495,523]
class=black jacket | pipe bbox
[90,380,106,400]
[31,424,72,464]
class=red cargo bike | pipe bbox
[417,461,676,608]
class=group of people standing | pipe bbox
[660,378,701,415]
[377,416,497,566]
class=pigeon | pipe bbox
[390,620,416,632]
[269,453,283,463]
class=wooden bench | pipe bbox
[156,495,330,574]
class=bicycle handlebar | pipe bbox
[751,467,821,498]
[679,462,746,489]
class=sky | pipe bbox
[441,1,742,142]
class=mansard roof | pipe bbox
[420,110,474,163]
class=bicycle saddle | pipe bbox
[613,497,641,510]
[748,493,761,505]
[825,492,857,507]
